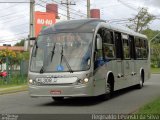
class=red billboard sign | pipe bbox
[34,11,56,37]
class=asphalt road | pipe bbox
[0,74,160,114]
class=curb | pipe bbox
[0,85,28,95]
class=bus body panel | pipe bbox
[28,71,96,97]
[28,19,150,98]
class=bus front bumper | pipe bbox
[29,84,93,97]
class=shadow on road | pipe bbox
[40,85,141,106]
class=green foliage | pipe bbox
[0,49,29,65]
[14,39,25,46]
[127,7,155,32]
[14,52,29,64]
[142,29,160,68]
[150,44,160,68]
[142,29,160,42]
[137,97,160,114]
[0,74,27,86]
[151,68,160,74]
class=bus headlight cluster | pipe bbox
[84,78,89,83]
[28,79,36,85]
[29,79,33,84]
[77,78,89,84]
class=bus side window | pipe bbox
[135,38,147,59]
[135,38,141,59]
[123,37,130,59]
[129,35,136,59]
[103,30,115,59]
[115,32,123,59]
[142,39,148,59]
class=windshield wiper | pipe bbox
[40,66,45,74]
[40,43,56,74]
[51,43,56,62]
[39,43,57,74]
[60,46,73,73]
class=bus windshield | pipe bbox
[30,33,93,73]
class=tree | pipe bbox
[142,29,160,43]
[142,29,160,68]
[127,8,155,33]
[14,39,25,46]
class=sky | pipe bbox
[0,0,160,46]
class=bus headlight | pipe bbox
[84,78,89,83]
[29,79,33,84]
[77,78,89,84]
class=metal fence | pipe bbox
[0,57,28,85]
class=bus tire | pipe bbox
[101,76,114,100]
[52,97,64,101]
[136,72,144,89]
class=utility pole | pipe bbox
[87,0,90,18]
[61,0,76,20]
[29,0,35,51]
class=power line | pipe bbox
[75,1,87,7]
[150,32,160,43]
[0,11,28,19]
[0,2,30,3]
[117,0,138,12]
[50,0,87,16]
[0,3,19,11]
[108,18,130,23]
[0,31,29,38]
[0,32,29,43]
[39,0,86,18]
[61,0,76,20]
[0,15,27,24]
[36,2,76,19]
[7,22,29,28]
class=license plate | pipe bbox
[36,78,56,84]
[50,90,61,95]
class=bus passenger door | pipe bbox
[122,34,133,86]
[129,35,137,84]
[115,32,125,89]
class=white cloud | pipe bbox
[143,0,160,8]
[0,0,160,46]
[0,1,29,45]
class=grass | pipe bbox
[0,83,27,88]
[136,97,160,114]
[0,74,28,94]
[0,85,28,95]
[151,67,160,74]
[0,74,27,86]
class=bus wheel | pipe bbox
[136,73,144,89]
[101,81,114,100]
[52,97,64,101]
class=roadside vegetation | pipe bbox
[0,74,27,87]
[137,97,160,114]
[151,67,160,74]
[0,49,29,89]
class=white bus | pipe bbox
[28,19,150,101]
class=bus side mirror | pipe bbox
[96,34,102,50]
[30,37,36,40]
[30,37,36,47]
